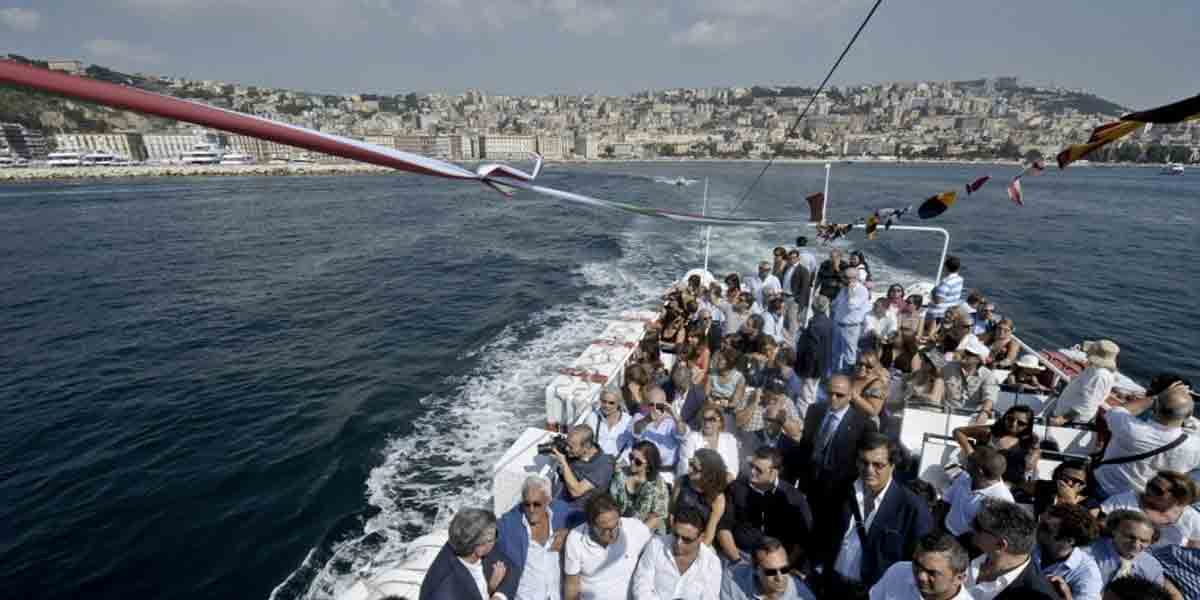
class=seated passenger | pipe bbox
[662,362,705,429]
[1024,459,1091,518]
[891,319,924,375]
[496,477,569,600]
[965,499,1058,599]
[850,347,891,421]
[762,295,789,346]
[740,333,777,388]
[630,387,683,471]
[684,324,712,386]
[1004,354,1053,394]
[735,377,803,443]
[610,441,671,535]
[939,309,973,356]
[953,405,1040,487]
[584,390,633,457]
[563,493,653,600]
[973,301,999,339]
[900,350,945,408]
[720,536,818,600]
[869,532,973,600]
[861,297,898,359]
[983,318,1019,369]
[631,505,722,600]
[550,424,616,526]
[672,447,730,546]
[1098,470,1200,548]
[1034,503,1103,600]
[1092,378,1199,498]
[677,403,740,483]
[1049,340,1121,426]
[1086,510,1173,589]
[420,507,513,600]
[943,447,1014,539]
[1101,575,1177,600]
[705,348,746,426]
[717,448,813,567]
[1149,544,1200,600]
[941,336,998,424]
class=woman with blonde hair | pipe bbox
[988,318,1020,368]
[677,402,740,483]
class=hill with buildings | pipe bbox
[2,54,1196,165]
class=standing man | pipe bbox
[824,434,934,592]
[817,248,844,301]
[795,295,833,402]
[782,249,813,338]
[832,266,871,374]
[564,493,654,600]
[497,477,570,600]
[749,261,782,309]
[717,447,813,569]
[631,506,721,600]
[795,375,877,543]
[966,500,1057,599]
[869,532,974,600]
[720,537,818,600]
[1093,379,1199,500]
[421,508,514,600]
[932,256,964,311]
[942,447,1014,542]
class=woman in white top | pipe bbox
[1096,470,1200,548]
[1050,339,1119,426]
[677,402,740,483]
[586,390,633,457]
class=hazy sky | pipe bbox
[2,1,1195,108]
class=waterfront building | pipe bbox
[478,134,536,160]
[53,133,148,161]
[1,123,48,160]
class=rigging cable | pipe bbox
[730,0,885,214]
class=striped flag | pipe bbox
[917,191,957,219]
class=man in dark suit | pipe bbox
[661,362,706,430]
[821,433,934,594]
[967,499,1057,600]
[793,375,877,531]
[794,295,832,405]
[420,507,515,600]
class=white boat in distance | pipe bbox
[219,152,255,165]
[654,176,699,186]
[1161,163,1185,175]
[181,143,223,165]
[82,151,133,166]
[47,151,83,167]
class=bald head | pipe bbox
[828,375,851,409]
[1157,383,1195,424]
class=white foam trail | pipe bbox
[291,244,665,600]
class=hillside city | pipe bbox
[2,55,1198,165]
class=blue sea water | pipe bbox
[0,163,1195,599]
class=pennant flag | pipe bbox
[1121,93,1200,124]
[1056,120,1142,168]
[865,215,879,240]
[806,192,825,223]
[1007,179,1024,207]
[965,176,991,195]
[816,223,854,244]
[917,191,957,219]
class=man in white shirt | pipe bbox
[631,506,721,600]
[1050,340,1120,425]
[564,493,653,600]
[748,261,782,309]
[932,256,964,310]
[762,295,789,346]
[943,447,1014,538]
[1094,379,1200,500]
[861,297,898,350]
[832,267,871,374]
[966,500,1058,599]
[497,477,569,600]
[870,532,974,600]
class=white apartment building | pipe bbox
[53,133,147,161]
[535,135,566,160]
[478,134,536,160]
[142,134,200,162]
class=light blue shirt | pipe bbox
[1034,547,1103,600]
[933,273,964,307]
[720,563,816,600]
[632,414,681,466]
[832,284,870,327]
[1085,538,1165,585]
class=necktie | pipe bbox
[863,491,877,519]
[1112,557,1134,582]
[815,412,837,468]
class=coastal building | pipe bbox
[142,134,200,162]
[535,135,566,160]
[46,59,84,75]
[1,123,48,160]
[53,133,148,161]
[573,133,602,160]
[478,134,536,160]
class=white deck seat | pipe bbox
[994,389,1049,416]
[900,407,973,455]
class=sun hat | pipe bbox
[1015,354,1045,371]
[1083,340,1119,370]
[960,335,990,359]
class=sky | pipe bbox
[1,1,1196,108]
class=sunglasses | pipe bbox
[1058,475,1086,487]
[675,531,700,545]
[654,403,670,411]
[1146,482,1173,497]
[631,456,646,467]
[759,567,790,577]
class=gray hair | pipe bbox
[447,508,497,557]
[521,475,552,500]
[812,295,830,315]
[568,423,595,448]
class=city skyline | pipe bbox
[1,1,1196,108]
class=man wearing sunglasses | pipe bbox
[496,476,571,600]
[550,424,615,527]
[630,506,721,600]
[720,536,817,599]
[965,499,1057,599]
[717,447,813,570]
[868,532,974,600]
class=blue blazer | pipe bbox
[495,501,569,587]
[823,480,934,587]
[661,380,706,430]
[419,542,515,600]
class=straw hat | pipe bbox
[1015,354,1044,371]
[1083,340,1119,370]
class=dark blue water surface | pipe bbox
[0,163,1195,600]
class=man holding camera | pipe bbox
[550,424,615,527]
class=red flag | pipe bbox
[806,192,825,223]
[965,176,991,195]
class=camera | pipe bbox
[537,434,570,456]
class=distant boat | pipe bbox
[219,152,255,165]
[181,143,223,165]
[0,151,15,168]
[47,151,83,167]
[653,176,697,186]
[1160,163,1185,175]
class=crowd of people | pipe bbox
[418,241,1199,600]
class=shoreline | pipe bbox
[0,158,1171,182]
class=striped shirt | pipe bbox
[933,273,964,307]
